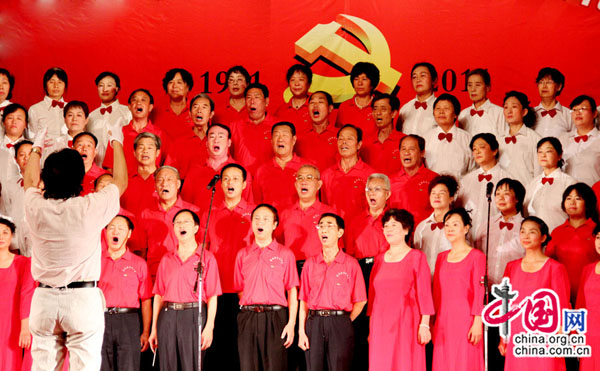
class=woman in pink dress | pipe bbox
[0,216,35,371]
[432,208,486,371]
[576,224,600,371]
[368,208,435,371]
[499,216,570,371]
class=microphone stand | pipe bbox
[483,182,492,371]
[194,176,219,371]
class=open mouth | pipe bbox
[196,115,203,121]
[321,235,328,242]
[136,107,143,113]
[161,189,170,195]
[180,230,187,235]
[312,110,320,117]
[213,145,220,152]
[369,198,377,205]
[257,227,264,233]
[112,237,119,243]
[300,187,308,194]
[81,153,88,159]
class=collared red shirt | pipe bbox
[399,94,437,137]
[335,95,377,140]
[167,130,208,180]
[253,154,311,211]
[458,99,505,137]
[498,124,542,186]
[213,102,247,127]
[424,125,474,179]
[230,113,278,175]
[299,250,366,311]
[389,165,438,225]
[233,240,299,306]
[361,129,406,175]
[153,248,222,303]
[533,101,572,138]
[120,172,157,218]
[88,100,132,166]
[25,183,120,287]
[321,159,375,220]
[100,249,153,308]
[413,212,452,276]
[28,96,68,139]
[274,99,310,133]
[295,123,339,171]
[81,163,108,196]
[345,210,388,259]
[153,104,194,142]
[560,127,600,187]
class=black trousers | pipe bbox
[238,309,288,371]
[157,304,207,371]
[101,312,141,371]
[205,293,240,370]
[304,315,354,371]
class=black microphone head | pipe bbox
[486,182,494,197]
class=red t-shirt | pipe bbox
[253,154,311,211]
[321,159,375,220]
[361,130,406,175]
[213,102,247,127]
[120,173,157,219]
[389,165,439,226]
[81,163,107,196]
[99,249,153,308]
[345,210,389,259]
[274,100,310,133]
[230,113,278,175]
[166,131,208,180]
[295,124,339,172]
[335,95,377,140]
[152,105,194,142]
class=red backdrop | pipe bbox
[2,0,599,112]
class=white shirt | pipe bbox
[28,96,68,139]
[1,134,25,157]
[399,94,437,137]
[524,168,575,232]
[24,183,120,287]
[458,163,514,233]
[498,124,542,186]
[0,147,20,216]
[424,125,474,179]
[413,212,452,276]
[560,128,600,187]
[533,101,572,138]
[458,99,505,137]
[88,100,131,166]
[473,213,525,285]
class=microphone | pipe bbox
[206,174,220,190]
[486,182,494,200]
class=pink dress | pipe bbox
[368,249,435,371]
[0,255,35,371]
[503,258,570,371]
[432,249,485,371]
[576,262,600,371]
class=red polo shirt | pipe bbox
[361,130,406,175]
[99,249,153,308]
[139,197,201,280]
[199,199,255,293]
[278,200,338,261]
[321,159,375,220]
[230,113,278,175]
[335,95,377,140]
[389,165,438,225]
[120,172,157,218]
[213,102,247,127]
[345,210,389,259]
[153,248,222,303]
[81,163,107,196]
[153,105,194,142]
[299,250,366,311]
[546,218,599,302]
[233,240,299,306]
[180,157,254,212]
[253,154,311,211]
[166,131,208,180]
[295,124,339,172]
[102,120,170,175]
[274,100,310,133]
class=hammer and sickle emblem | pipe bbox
[286,14,401,103]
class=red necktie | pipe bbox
[100,106,113,115]
[470,109,484,117]
[6,143,14,149]
[68,140,73,148]
[541,177,554,185]
[414,101,427,110]
[575,135,589,143]
[430,222,444,231]
[478,174,492,182]
[438,132,453,142]
[499,221,513,230]
[505,136,517,144]
[541,109,557,118]
[51,100,65,108]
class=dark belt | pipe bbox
[240,304,284,313]
[165,302,199,311]
[105,307,139,314]
[309,309,349,317]
[38,281,98,289]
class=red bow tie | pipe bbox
[575,135,589,143]
[499,221,513,230]
[414,101,428,110]
[68,140,73,148]
[100,106,113,115]
[18,178,24,187]
[438,132,453,142]
[6,143,14,149]
[505,136,517,144]
[541,177,554,185]
[470,109,484,117]
[0,106,5,112]
[430,222,444,231]
[51,100,64,108]
[478,174,492,182]
[541,108,557,118]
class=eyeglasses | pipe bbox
[316,223,338,230]
[537,80,555,86]
[572,107,591,113]
[365,186,389,193]
[296,175,318,181]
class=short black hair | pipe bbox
[207,123,232,139]
[434,93,461,117]
[537,137,564,168]
[0,68,16,100]
[504,91,536,128]
[63,100,89,118]
[108,214,135,231]
[43,67,68,95]
[495,178,526,213]
[411,62,438,83]
[570,95,597,113]
[286,64,313,84]
[536,67,565,96]
[271,121,296,136]
[244,83,269,99]
[337,124,363,143]
[2,103,28,123]
[41,148,85,200]
[561,183,598,222]
[73,131,98,148]
[0,216,16,234]
[470,133,499,159]
[162,68,194,93]
[443,207,472,228]
[252,204,279,225]
[221,163,247,181]
[399,134,425,152]
[128,88,154,105]
[190,93,215,112]
[372,93,400,111]
[95,71,121,89]
[309,91,334,106]
[226,66,251,85]
[173,209,200,226]
[428,175,459,197]
[13,140,33,159]
[381,208,414,243]
[319,212,345,230]
[521,216,551,247]
[467,68,491,86]
[350,62,380,93]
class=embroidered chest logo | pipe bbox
[269,256,284,268]
[122,265,137,277]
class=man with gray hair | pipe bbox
[139,165,200,281]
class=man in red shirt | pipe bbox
[213,66,250,126]
[230,83,278,175]
[73,132,107,196]
[361,94,406,174]
[153,68,194,141]
[99,215,152,371]
[296,91,339,171]
[389,135,439,225]
[298,213,367,371]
